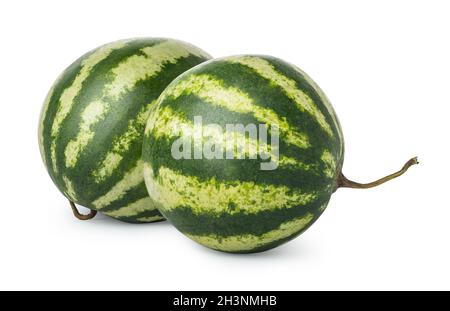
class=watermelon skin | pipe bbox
[142,55,344,252]
[38,38,211,223]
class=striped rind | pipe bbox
[101,197,165,223]
[146,105,320,172]
[92,100,156,183]
[185,213,314,253]
[49,41,127,173]
[291,64,345,159]
[92,160,145,210]
[228,56,333,136]
[160,73,310,149]
[143,54,344,251]
[38,38,211,223]
[105,41,210,100]
[144,163,317,215]
[64,99,109,168]
[39,73,64,167]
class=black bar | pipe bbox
[0,291,447,309]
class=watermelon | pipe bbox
[38,38,211,223]
[142,55,417,252]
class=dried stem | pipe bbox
[337,157,418,190]
[69,201,97,220]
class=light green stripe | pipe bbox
[136,215,165,222]
[321,149,337,178]
[318,203,328,212]
[228,56,333,136]
[62,175,77,201]
[278,156,317,171]
[101,197,156,218]
[143,163,317,215]
[106,40,210,100]
[49,41,127,173]
[92,100,156,182]
[292,64,344,157]
[186,213,314,252]
[162,74,309,149]
[50,143,57,173]
[64,100,109,168]
[150,106,263,159]
[147,106,311,171]
[92,160,144,209]
[39,73,63,166]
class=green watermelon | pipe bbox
[38,38,211,223]
[142,55,417,252]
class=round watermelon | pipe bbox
[38,38,211,223]
[142,55,417,252]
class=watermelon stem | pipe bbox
[69,201,97,220]
[337,157,418,190]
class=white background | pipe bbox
[0,0,448,290]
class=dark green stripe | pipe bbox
[161,195,329,237]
